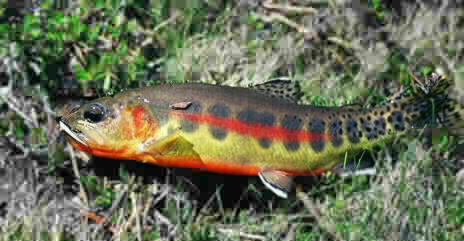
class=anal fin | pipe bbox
[258,170,294,198]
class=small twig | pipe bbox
[283,223,297,241]
[408,70,426,94]
[217,228,266,241]
[195,186,223,223]
[92,184,130,238]
[134,193,143,241]
[67,143,89,207]
[1,91,39,128]
[327,37,353,50]
[409,70,425,88]
[263,1,318,15]
[153,12,181,33]
[3,136,30,159]
[254,12,319,40]
[142,190,154,227]
[154,210,174,229]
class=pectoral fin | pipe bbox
[258,170,294,198]
[142,132,200,159]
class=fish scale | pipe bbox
[58,76,462,198]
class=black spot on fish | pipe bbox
[387,115,392,123]
[309,118,326,152]
[393,102,398,109]
[400,103,407,110]
[180,101,202,132]
[329,118,343,147]
[347,118,360,143]
[259,138,272,148]
[405,116,411,123]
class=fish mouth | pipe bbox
[59,120,89,147]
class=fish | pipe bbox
[58,75,463,198]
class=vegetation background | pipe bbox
[0,0,463,240]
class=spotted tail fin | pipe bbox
[404,72,464,135]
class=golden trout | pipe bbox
[58,76,462,198]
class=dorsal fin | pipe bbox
[250,78,303,103]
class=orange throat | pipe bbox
[66,136,135,160]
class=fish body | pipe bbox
[59,77,461,198]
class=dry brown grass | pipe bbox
[0,0,463,240]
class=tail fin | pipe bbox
[411,72,464,135]
[377,71,463,136]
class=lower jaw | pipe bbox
[66,136,91,152]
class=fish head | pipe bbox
[59,94,159,159]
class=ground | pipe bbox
[0,0,463,240]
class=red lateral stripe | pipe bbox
[174,112,330,142]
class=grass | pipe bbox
[0,0,463,240]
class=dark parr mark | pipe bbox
[210,127,227,140]
[259,138,273,148]
[361,115,376,140]
[180,101,202,132]
[208,103,231,140]
[346,118,360,143]
[308,118,326,152]
[281,115,303,151]
[237,108,276,148]
[208,103,231,118]
[237,109,275,126]
[390,111,405,131]
[374,116,387,136]
[329,118,344,147]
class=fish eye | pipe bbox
[83,103,106,123]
